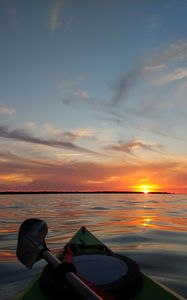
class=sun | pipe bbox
[140,185,151,194]
[134,183,159,193]
[132,180,160,193]
[143,188,149,194]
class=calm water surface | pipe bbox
[0,193,187,299]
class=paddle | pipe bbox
[16,218,104,300]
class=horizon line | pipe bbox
[0,190,174,195]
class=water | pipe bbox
[0,193,187,299]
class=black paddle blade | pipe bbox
[16,218,48,269]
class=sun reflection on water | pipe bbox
[142,217,151,227]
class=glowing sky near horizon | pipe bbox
[1,0,187,193]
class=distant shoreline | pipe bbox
[0,191,172,195]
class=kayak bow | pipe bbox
[15,219,185,300]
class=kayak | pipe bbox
[14,225,185,300]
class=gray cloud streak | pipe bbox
[0,125,99,155]
[111,68,142,105]
[62,66,143,108]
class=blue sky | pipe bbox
[1,0,187,192]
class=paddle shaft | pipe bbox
[42,250,103,300]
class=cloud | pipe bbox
[146,40,187,69]
[105,139,165,155]
[0,105,15,115]
[63,40,187,110]
[43,123,94,142]
[50,0,64,31]
[0,173,33,185]
[60,39,187,142]
[73,90,90,99]
[158,67,187,85]
[59,78,91,107]
[59,130,94,142]
[163,41,187,61]
[144,64,166,71]
[0,152,186,192]
[61,66,143,108]
[111,68,142,105]
[0,125,99,155]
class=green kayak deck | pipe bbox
[14,227,185,300]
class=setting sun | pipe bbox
[133,183,160,193]
[139,185,151,193]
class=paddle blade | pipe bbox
[17,218,48,269]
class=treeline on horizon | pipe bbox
[0,191,172,195]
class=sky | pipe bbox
[1,0,187,193]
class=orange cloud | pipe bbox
[0,151,187,193]
[0,174,33,185]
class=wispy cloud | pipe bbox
[0,105,15,115]
[62,68,143,109]
[105,139,165,155]
[146,40,187,69]
[158,67,187,85]
[63,41,187,106]
[144,64,166,71]
[50,0,64,32]
[111,68,142,105]
[73,90,90,99]
[163,41,187,61]
[61,39,187,142]
[59,130,94,142]
[0,125,99,155]
[43,123,94,142]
